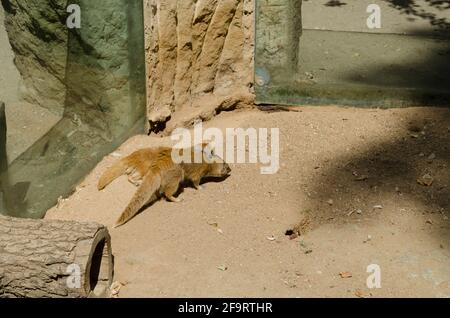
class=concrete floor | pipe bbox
[303,0,450,36]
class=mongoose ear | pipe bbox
[203,141,216,156]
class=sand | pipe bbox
[46,105,450,298]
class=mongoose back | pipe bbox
[98,143,231,227]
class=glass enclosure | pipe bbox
[256,0,450,107]
[0,0,146,218]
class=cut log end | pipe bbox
[83,227,114,298]
[0,215,114,298]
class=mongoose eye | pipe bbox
[203,145,215,160]
[205,152,214,161]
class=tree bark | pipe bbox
[0,215,113,298]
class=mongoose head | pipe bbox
[205,155,231,177]
[201,144,231,177]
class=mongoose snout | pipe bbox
[224,164,232,175]
[205,156,232,178]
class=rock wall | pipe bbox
[1,0,68,115]
[143,0,256,134]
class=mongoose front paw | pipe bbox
[167,196,182,203]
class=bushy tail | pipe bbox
[98,159,129,190]
[114,172,161,228]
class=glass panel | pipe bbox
[0,0,146,218]
[255,0,450,107]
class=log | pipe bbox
[0,215,113,298]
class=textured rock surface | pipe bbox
[1,0,68,115]
[64,0,146,136]
[144,0,256,134]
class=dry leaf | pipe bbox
[355,289,371,298]
[339,272,353,278]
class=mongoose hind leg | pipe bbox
[166,195,182,203]
[161,168,183,203]
[128,172,143,187]
[192,179,203,190]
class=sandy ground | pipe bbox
[46,106,450,298]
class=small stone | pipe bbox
[110,281,124,298]
[217,265,228,271]
[417,174,434,186]
[305,71,314,80]
[56,196,67,208]
[327,199,334,206]
[427,153,436,160]
[207,221,219,228]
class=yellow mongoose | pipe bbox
[98,143,231,227]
